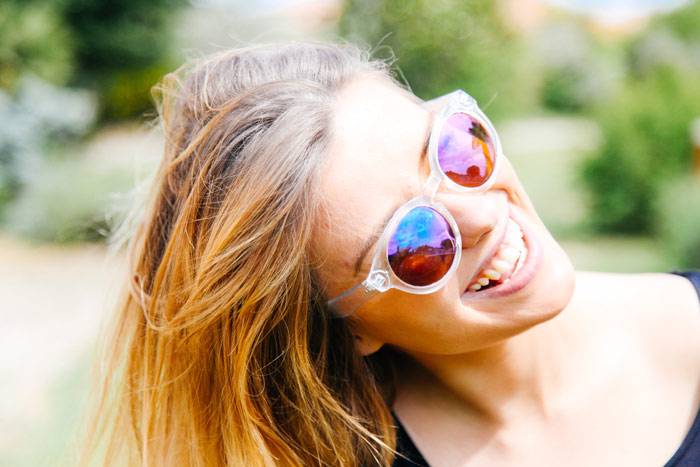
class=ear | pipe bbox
[353,333,384,356]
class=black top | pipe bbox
[393,270,700,467]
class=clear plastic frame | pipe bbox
[326,89,503,318]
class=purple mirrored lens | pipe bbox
[438,112,496,187]
[387,206,456,286]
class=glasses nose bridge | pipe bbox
[422,172,442,202]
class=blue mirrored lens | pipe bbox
[387,206,456,286]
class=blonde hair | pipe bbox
[80,42,400,466]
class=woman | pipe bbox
[82,42,700,466]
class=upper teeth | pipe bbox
[467,219,527,292]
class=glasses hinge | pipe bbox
[454,90,478,111]
[364,271,390,293]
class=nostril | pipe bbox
[436,191,505,249]
[466,227,492,249]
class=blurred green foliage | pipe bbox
[3,155,132,243]
[0,76,96,218]
[541,66,588,113]
[535,21,619,114]
[0,0,185,237]
[657,175,700,269]
[62,0,184,78]
[60,0,187,120]
[0,1,74,91]
[661,0,700,43]
[582,66,700,233]
[102,62,174,120]
[581,0,700,234]
[0,0,186,117]
[339,0,540,120]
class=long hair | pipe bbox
[80,42,399,466]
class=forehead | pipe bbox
[315,76,431,292]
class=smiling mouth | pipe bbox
[465,218,528,293]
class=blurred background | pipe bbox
[1,0,699,464]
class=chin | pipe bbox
[537,235,576,319]
[461,208,576,332]
[514,213,576,325]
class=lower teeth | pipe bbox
[479,281,500,291]
[467,220,528,293]
[469,245,527,293]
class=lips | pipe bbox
[464,218,529,293]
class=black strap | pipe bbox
[672,270,700,298]
[665,270,700,466]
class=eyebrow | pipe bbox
[352,113,434,276]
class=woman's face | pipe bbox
[315,76,575,357]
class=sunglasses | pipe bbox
[327,89,502,318]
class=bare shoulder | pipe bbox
[575,271,700,368]
[620,272,700,374]
[631,272,700,339]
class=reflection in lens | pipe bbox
[438,113,495,187]
[387,206,456,286]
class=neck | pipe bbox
[395,273,604,426]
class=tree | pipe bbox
[339,0,537,120]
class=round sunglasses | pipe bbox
[327,89,502,318]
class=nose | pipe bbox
[435,188,505,249]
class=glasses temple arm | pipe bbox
[326,275,386,318]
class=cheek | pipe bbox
[311,233,355,300]
[498,158,541,220]
[352,286,462,343]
